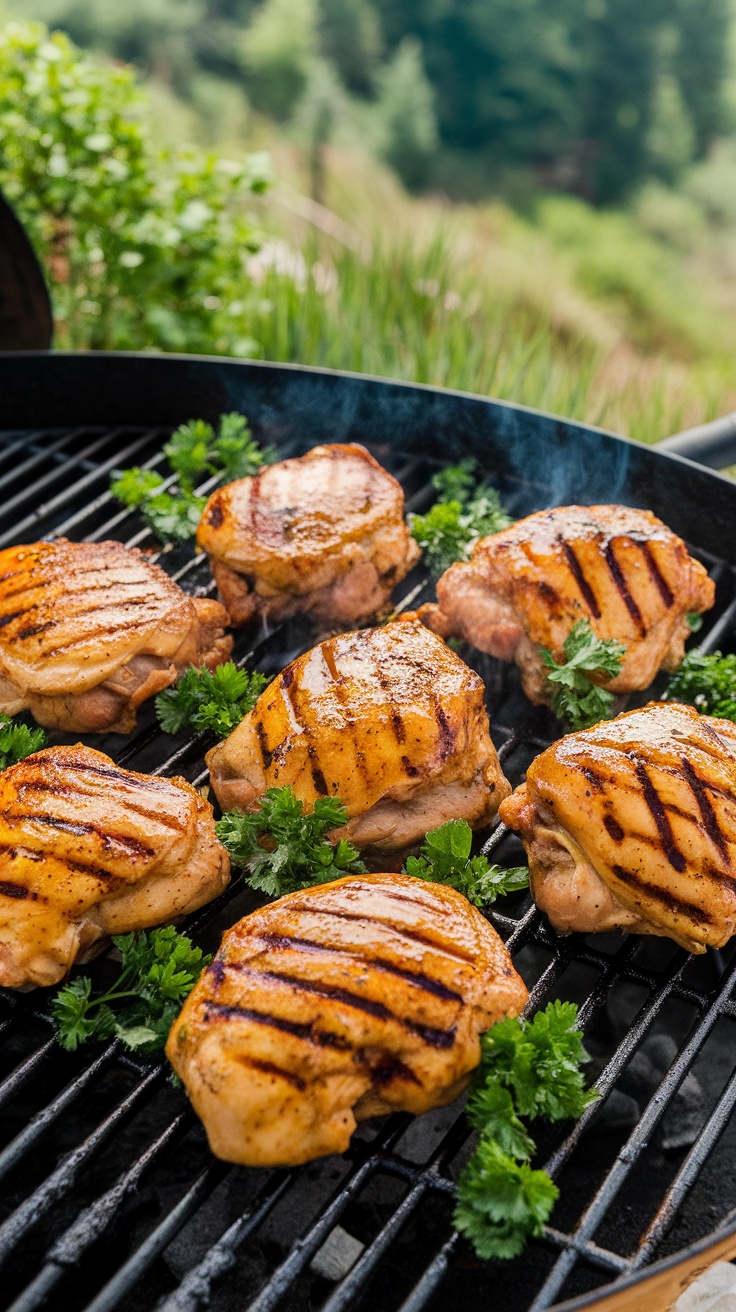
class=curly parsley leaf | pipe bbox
[665,648,736,721]
[155,661,269,738]
[478,1000,598,1123]
[541,620,625,731]
[0,717,46,771]
[405,818,528,907]
[111,411,272,545]
[52,926,210,1055]
[409,459,512,578]
[454,1001,595,1260]
[454,1139,559,1260]
[216,785,367,898]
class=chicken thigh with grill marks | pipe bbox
[196,442,420,628]
[167,872,528,1167]
[422,505,714,705]
[206,619,510,857]
[499,702,736,954]
[0,744,230,989]
[0,539,232,733]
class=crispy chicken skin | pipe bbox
[0,539,232,733]
[0,745,230,989]
[206,619,510,856]
[422,505,714,704]
[167,873,528,1167]
[196,443,420,628]
[499,702,736,954]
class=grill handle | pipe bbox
[657,413,736,469]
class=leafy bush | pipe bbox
[0,19,271,351]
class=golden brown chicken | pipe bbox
[196,443,420,628]
[167,872,528,1167]
[499,701,736,954]
[422,505,714,705]
[0,539,232,733]
[206,619,510,856]
[0,744,229,989]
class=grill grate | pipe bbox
[1,423,736,1312]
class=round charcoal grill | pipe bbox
[1,350,736,1312]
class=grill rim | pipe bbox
[1,352,736,1311]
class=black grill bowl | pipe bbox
[1,350,736,1312]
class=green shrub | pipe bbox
[0,19,270,351]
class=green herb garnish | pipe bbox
[52,926,210,1054]
[155,661,269,738]
[216,785,367,898]
[454,1001,596,1260]
[110,411,273,546]
[541,620,625,731]
[405,818,528,906]
[665,648,736,721]
[409,458,512,578]
[0,716,46,771]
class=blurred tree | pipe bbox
[670,0,731,153]
[239,0,317,120]
[375,36,437,191]
[318,0,381,97]
[0,20,271,352]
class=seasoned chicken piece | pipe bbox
[206,619,510,856]
[422,505,714,704]
[0,539,232,733]
[0,744,230,989]
[167,872,527,1166]
[499,702,736,954]
[196,443,420,628]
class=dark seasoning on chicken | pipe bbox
[0,418,732,1306]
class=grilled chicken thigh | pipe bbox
[423,505,714,704]
[196,443,420,628]
[0,539,232,733]
[167,873,528,1167]
[0,744,229,989]
[499,702,736,954]
[206,619,510,856]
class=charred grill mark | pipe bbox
[369,1055,421,1087]
[281,667,294,690]
[60,759,170,790]
[310,759,328,796]
[432,696,455,759]
[256,930,463,1001]
[681,758,729,859]
[559,538,601,618]
[35,620,152,656]
[635,763,687,872]
[390,709,407,743]
[579,765,604,792]
[401,756,420,777]
[15,620,55,641]
[638,540,675,608]
[0,881,31,900]
[205,999,351,1051]
[603,814,625,843]
[0,611,24,630]
[290,904,476,963]
[604,541,645,635]
[255,720,273,770]
[0,841,113,881]
[611,864,712,925]
[235,1055,306,1090]
[13,812,154,857]
[207,502,225,530]
[370,652,406,745]
[259,968,457,1048]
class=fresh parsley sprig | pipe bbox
[155,661,269,738]
[455,1001,596,1260]
[0,716,46,771]
[52,926,210,1054]
[216,785,367,898]
[405,819,528,906]
[409,458,513,578]
[110,412,273,546]
[665,648,736,721]
[541,620,625,732]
